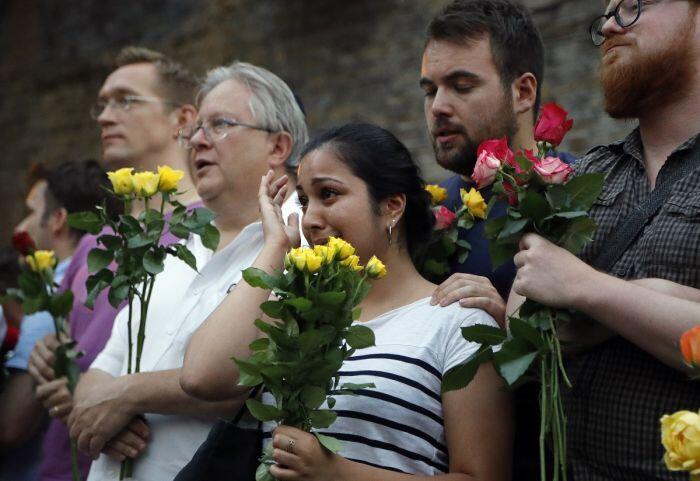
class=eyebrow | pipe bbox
[310,176,345,186]
[98,87,139,100]
[420,69,481,88]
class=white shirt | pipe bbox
[88,222,264,481]
[263,298,498,475]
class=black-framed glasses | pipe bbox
[589,0,642,46]
[90,95,179,119]
[177,117,273,149]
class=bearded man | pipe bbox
[508,1,700,479]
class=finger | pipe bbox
[439,285,493,307]
[29,353,55,382]
[27,363,50,385]
[458,297,505,321]
[112,429,147,453]
[127,418,150,440]
[258,171,274,200]
[42,333,60,350]
[49,401,73,419]
[45,386,71,409]
[272,448,300,469]
[268,463,299,480]
[519,232,540,250]
[76,430,92,455]
[273,184,289,207]
[102,447,127,462]
[89,433,108,458]
[513,251,525,268]
[35,378,66,401]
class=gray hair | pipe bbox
[197,61,308,173]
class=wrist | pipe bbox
[569,265,607,312]
[119,374,142,416]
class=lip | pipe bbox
[193,158,217,176]
[603,43,628,55]
[101,133,124,143]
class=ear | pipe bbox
[267,131,294,170]
[511,72,538,117]
[172,104,198,135]
[380,193,407,227]
[49,207,69,237]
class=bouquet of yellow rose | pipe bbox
[68,166,219,479]
[416,184,487,283]
[7,233,83,481]
[233,237,386,481]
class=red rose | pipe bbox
[533,156,573,184]
[472,137,514,188]
[2,325,19,352]
[11,231,36,256]
[434,206,457,230]
[534,102,574,147]
[502,181,519,206]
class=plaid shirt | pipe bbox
[564,128,700,481]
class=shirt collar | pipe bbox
[617,127,700,166]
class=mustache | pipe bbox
[431,118,467,137]
[602,36,632,53]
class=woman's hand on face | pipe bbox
[269,426,341,481]
[259,171,301,251]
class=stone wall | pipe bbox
[0,0,625,241]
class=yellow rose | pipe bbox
[26,250,56,273]
[661,410,700,477]
[328,236,355,260]
[287,247,307,271]
[460,187,487,220]
[107,168,134,196]
[313,245,334,264]
[340,254,363,271]
[304,250,323,273]
[425,184,448,205]
[132,171,160,198]
[157,165,184,192]
[365,255,387,279]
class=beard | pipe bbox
[430,94,518,176]
[600,20,695,119]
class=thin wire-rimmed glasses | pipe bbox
[589,0,642,46]
[178,117,273,149]
[90,95,179,119]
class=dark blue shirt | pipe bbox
[438,175,516,300]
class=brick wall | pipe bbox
[0,0,626,241]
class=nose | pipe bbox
[300,199,325,241]
[189,126,211,151]
[97,101,117,126]
[430,87,454,119]
[601,14,625,39]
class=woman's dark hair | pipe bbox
[299,123,435,258]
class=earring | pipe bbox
[386,219,395,245]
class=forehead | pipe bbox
[422,36,500,81]
[198,78,254,119]
[26,180,47,206]
[99,63,160,98]
[298,147,356,187]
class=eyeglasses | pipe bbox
[90,95,179,119]
[589,0,643,46]
[177,117,273,149]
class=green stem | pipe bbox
[134,277,153,373]
[126,293,134,375]
[539,353,547,481]
[70,441,82,481]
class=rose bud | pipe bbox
[533,156,573,184]
[472,137,514,188]
[534,102,574,147]
[680,326,700,367]
[434,206,457,230]
[12,231,36,256]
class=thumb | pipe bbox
[519,233,539,251]
[287,213,301,247]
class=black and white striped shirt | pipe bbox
[263,297,497,475]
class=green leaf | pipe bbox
[260,300,284,319]
[192,207,217,226]
[143,250,165,275]
[246,398,281,422]
[53,343,83,391]
[249,338,270,351]
[309,409,337,428]
[169,223,190,240]
[49,291,74,318]
[519,191,550,223]
[339,382,375,392]
[256,463,275,481]
[17,273,43,297]
[558,217,598,255]
[494,339,539,386]
[315,433,342,453]
[488,241,518,269]
[108,283,129,307]
[345,324,375,349]
[316,291,347,305]
[461,324,507,345]
[545,184,570,210]
[484,216,507,240]
[127,233,156,249]
[301,386,327,409]
[200,224,220,251]
[351,307,362,320]
[442,345,493,392]
[508,317,545,349]
[564,173,606,211]
[542,211,588,221]
[172,244,198,272]
[67,211,103,234]
[233,358,263,387]
[243,268,278,290]
[285,297,313,312]
[98,235,122,250]
[498,218,529,240]
[87,248,113,274]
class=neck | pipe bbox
[638,82,700,185]
[206,193,261,251]
[52,236,77,264]
[513,117,537,153]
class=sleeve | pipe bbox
[6,312,55,371]
[89,303,133,376]
[441,305,499,374]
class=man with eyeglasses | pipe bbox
[67,61,307,481]
[27,46,202,481]
[508,1,700,479]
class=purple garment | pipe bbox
[38,201,203,481]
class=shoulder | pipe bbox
[574,139,626,176]
[404,300,497,333]
[439,174,468,192]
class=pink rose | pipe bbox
[434,206,457,230]
[534,102,574,147]
[472,137,514,188]
[533,156,573,184]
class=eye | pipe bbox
[422,86,436,98]
[296,194,308,209]
[320,188,338,201]
[454,84,473,94]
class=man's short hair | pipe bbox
[29,160,122,240]
[0,247,20,294]
[115,46,198,108]
[197,61,309,175]
[426,0,545,121]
